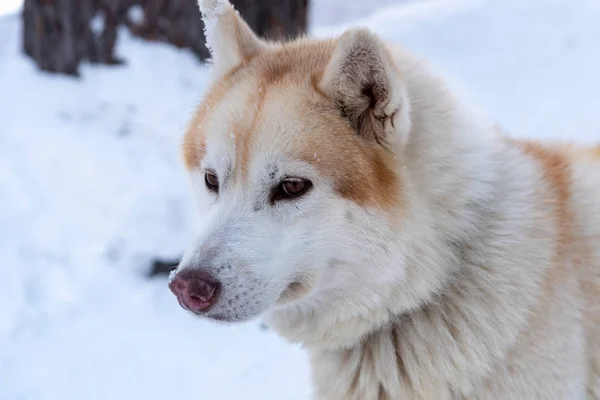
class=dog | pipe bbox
[168,0,600,398]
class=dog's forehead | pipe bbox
[184,44,334,173]
[206,79,322,174]
[183,41,402,209]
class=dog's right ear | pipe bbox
[198,0,266,78]
[319,28,411,149]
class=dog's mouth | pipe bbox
[184,276,314,323]
[206,313,236,323]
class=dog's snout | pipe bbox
[169,269,220,313]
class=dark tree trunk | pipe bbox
[126,0,309,61]
[23,0,82,75]
[22,0,126,76]
[23,0,309,76]
[233,0,308,40]
[80,0,126,65]
[125,0,211,60]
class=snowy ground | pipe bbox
[1,1,600,399]
[0,0,20,17]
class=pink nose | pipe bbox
[169,270,220,313]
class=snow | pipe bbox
[90,11,106,35]
[127,5,145,25]
[0,0,20,17]
[1,1,600,399]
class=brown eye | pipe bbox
[205,172,219,192]
[271,178,312,203]
[282,180,306,196]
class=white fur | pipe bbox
[173,3,600,398]
[197,0,265,79]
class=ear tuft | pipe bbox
[198,0,231,19]
[320,28,410,147]
[198,0,266,78]
[198,0,230,20]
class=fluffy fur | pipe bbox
[170,0,600,398]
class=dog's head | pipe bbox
[169,0,485,345]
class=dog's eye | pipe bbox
[271,178,312,203]
[282,180,307,196]
[205,172,219,192]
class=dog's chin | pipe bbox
[203,313,243,323]
[200,304,270,324]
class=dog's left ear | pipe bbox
[320,28,411,147]
[199,0,266,78]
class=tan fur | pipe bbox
[182,71,240,169]
[183,38,402,209]
[513,140,572,253]
[174,1,600,398]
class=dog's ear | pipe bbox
[198,0,266,78]
[320,28,411,147]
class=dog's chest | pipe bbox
[308,336,455,400]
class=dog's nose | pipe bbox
[169,270,220,313]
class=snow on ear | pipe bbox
[198,0,265,77]
[320,28,410,147]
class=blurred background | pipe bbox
[1,0,599,399]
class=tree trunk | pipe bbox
[22,0,126,76]
[126,0,309,61]
[125,0,211,60]
[23,0,81,75]
[233,0,308,40]
[23,0,309,76]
